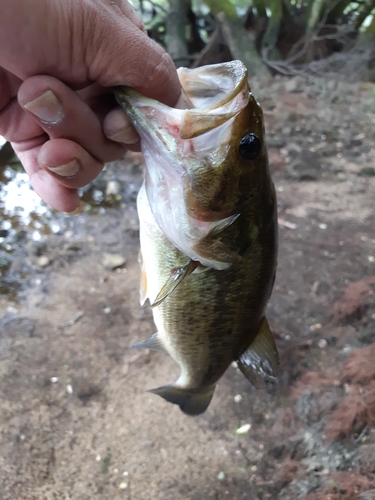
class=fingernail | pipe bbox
[47,159,80,177]
[64,207,81,216]
[106,110,139,144]
[24,90,64,124]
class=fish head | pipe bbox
[115,61,269,269]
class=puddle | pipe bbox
[0,142,143,307]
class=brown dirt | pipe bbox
[1,76,375,500]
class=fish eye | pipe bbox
[239,133,262,161]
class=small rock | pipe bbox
[15,230,27,241]
[37,255,50,267]
[0,229,9,238]
[30,240,47,256]
[309,323,322,331]
[118,482,128,490]
[106,180,121,196]
[267,136,286,148]
[217,472,225,481]
[298,170,318,181]
[285,77,303,93]
[359,167,375,177]
[318,339,328,349]
[350,133,365,146]
[102,253,126,270]
[287,142,302,155]
[287,112,299,122]
[236,423,251,434]
[58,311,83,329]
[234,394,243,403]
[63,243,81,253]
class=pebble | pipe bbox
[236,423,251,434]
[29,240,47,256]
[217,472,225,481]
[50,377,59,383]
[234,394,243,403]
[359,167,375,177]
[102,253,126,270]
[106,180,121,196]
[118,482,128,490]
[37,255,50,267]
[351,133,365,146]
[309,323,322,331]
[318,339,328,348]
[66,384,73,395]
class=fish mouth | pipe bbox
[114,60,249,142]
[114,61,251,269]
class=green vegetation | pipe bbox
[128,0,375,80]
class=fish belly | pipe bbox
[137,183,277,391]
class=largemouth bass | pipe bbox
[115,61,278,415]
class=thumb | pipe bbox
[87,3,182,106]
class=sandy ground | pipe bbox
[1,76,375,500]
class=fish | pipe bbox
[114,60,278,416]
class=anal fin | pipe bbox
[131,333,166,352]
[149,384,215,415]
[151,260,199,308]
[237,317,279,389]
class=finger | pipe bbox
[103,107,140,145]
[38,137,104,190]
[0,69,43,143]
[14,144,80,212]
[18,75,128,163]
[89,11,181,106]
[111,0,146,32]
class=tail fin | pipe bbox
[149,384,215,416]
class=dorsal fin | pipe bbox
[236,317,279,389]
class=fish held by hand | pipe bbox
[115,61,279,415]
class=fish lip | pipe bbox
[113,60,250,141]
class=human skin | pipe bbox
[0,0,181,212]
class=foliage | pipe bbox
[129,0,375,81]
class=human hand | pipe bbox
[0,0,181,212]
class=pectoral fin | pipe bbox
[151,260,199,308]
[131,333,166,352]
[150,384,215,416]
[237,317,279,389]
